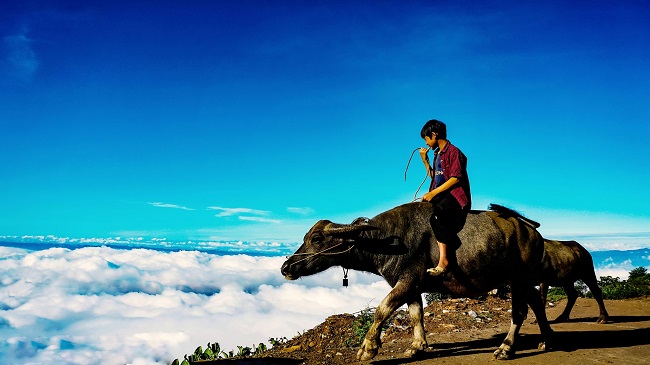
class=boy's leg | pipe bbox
[428,195,465,276]
[427,240,449,275]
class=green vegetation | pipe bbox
[545,267,650,302]
[346,306,375,347]
[595,266,650,300]
[170,338,283,364]
[546,286,569,302]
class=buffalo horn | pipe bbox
[323,223,378,235]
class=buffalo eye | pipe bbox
[310,233,324,245]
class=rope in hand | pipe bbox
[404,147,431,202]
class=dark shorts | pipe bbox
[429,193,468,248]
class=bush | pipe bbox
[346,307,375,347]
[628,267,648,281]
[597,267,650,300]
[169,340,271,364]
[546,286,566,302]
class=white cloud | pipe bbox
[0,242,646,364]
[287,207,315,215]
[207,206,270,217]
[239,216,282,224]
[0,246,389,364]
[148,202,194,210]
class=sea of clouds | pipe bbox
[0,241,647,365]
[0,246,393,364]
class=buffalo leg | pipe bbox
[539,282,549,307]
[404,294,427,358]
[582,271,609,323]
[525,285,554,351]
[357,280,410,361]
[555,285,578,322]
[494,284,528,360]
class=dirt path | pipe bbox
[369,297,650,365]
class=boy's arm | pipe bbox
[422,177,459,202]
[419,147,433,177]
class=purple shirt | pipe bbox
[429,141,471,209]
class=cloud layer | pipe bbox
[0,244,646,364]
[0,246,390,364]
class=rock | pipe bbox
[468,310,478,318]
[282,345,302,353]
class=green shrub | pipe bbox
[546,286,566,302]
[628,267,648,281]
[269,337,288,348]
[346,307,375,347]
[597,268,650,300]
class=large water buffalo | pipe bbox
[281,202,553,361]
[540,239,609,324]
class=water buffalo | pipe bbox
[281,202,553,361]
[540,239,609,324]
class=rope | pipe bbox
[285,240,355,267]
[404,147,430,202]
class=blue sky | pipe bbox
[1,1,649,245]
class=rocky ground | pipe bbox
[199,296,650,365]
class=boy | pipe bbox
[419,119,471,276]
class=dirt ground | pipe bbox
[204,296,650,365]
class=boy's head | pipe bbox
[420,119,447,140]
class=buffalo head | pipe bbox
[280,217,378,280]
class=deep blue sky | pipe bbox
[1,1,649,244]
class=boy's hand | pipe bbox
[419,147,430,160]
[422,191,436,202]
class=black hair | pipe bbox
[420,119,447,140]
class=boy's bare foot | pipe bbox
[427,266,448,276]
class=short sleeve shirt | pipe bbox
[428,141,471,209]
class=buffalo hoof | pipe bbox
[356,339,379,361]
[493,345,513,360]
[597,315,608,324]
[403,347,423,358]
[538,341,547,351]
[403,339,426,358]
